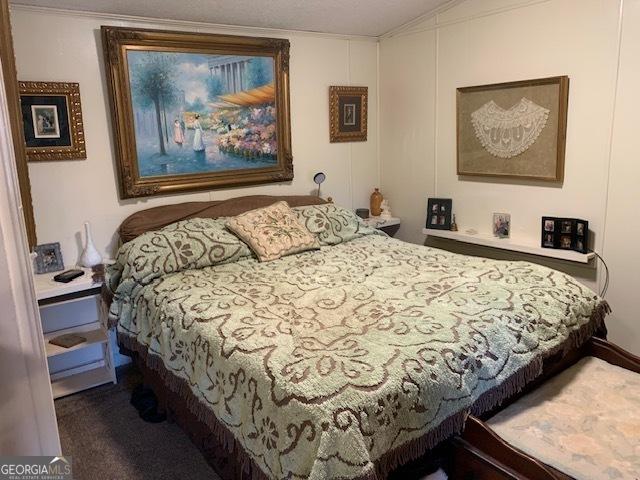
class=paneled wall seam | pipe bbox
[376,41,381,194]
[347,40,354,208]
[599,0,625,294]
[433,19,440,197]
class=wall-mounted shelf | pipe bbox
[423,228,595,264]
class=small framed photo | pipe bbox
[544,219,555,232]
[19,81,86,161]
[31,105,60,138]
[560,235,572,249]
[561,220,573,234]
[492,213,511,238]
[426,198,452,230]
[576,222,585,236]
[543,233,555,247]
[329,86,368,142]
[34,242,64,274]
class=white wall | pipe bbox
[10,6,379,265]
[380,0,639,353]
[602,0,640,354]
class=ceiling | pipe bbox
[10,0,452,37]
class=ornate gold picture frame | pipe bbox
[102,26,293,199]
[457,76,569,182]
[329,86,367,143]
[19,81,86,161]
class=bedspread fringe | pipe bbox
[470,299,610,416]
[117,332,271,480]
[117,300,609,480]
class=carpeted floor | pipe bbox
[55,365,220,480]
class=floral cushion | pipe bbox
[487,356,640,480]
[226,201,319,262]
[292,203,381,246]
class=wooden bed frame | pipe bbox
[447,337,640,480]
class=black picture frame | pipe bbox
[34,242,65,274]
[541,217,589,254]
[426,198,453,230]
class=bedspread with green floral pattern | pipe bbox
[106,205,606,480]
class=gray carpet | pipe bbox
[55,366,221,480]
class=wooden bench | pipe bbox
[449,338,640,480]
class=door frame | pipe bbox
[0,0,60,455]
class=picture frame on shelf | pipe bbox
[540,217,589,254]
[492,213,511,238]
[19,81,86,161]
[425,198,452,230]
[329,86,368,142]
[34,242,64,274]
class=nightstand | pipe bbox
[363,216,401,237]
[34,267,117,398]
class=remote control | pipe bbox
[53,269,85,283]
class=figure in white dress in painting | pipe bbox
[192,114,205,152]
[173,119,184,147]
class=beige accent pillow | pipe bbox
[226,201,319,262]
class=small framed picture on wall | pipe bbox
[19,81,86,161]
[425,198,452,230]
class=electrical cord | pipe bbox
[589,250,609,298]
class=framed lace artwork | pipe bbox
[457,76,568,182]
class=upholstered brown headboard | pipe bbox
[118,195,327,243]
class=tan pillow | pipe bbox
[226,201,319,262]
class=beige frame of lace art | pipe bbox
[457,76,568,182]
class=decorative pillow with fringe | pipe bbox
[226,201,319,262]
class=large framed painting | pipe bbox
[329,86,368,142]
[101,26,292,199]
[457,76,569,182]
[19,81,86,161]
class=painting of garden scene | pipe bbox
[127,50,277,177]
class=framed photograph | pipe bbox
[329,86,368,143]
[19,81,86,161]
[561,220,573,234]
[34,242,64,274]
[492,213,511,238]
[457,76,568,182]
[426,198,452,230]
[102,26,293,199]
[544,219,555,232]
[541,217,589,253]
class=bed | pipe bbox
[104,195,609,480]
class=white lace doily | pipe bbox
[470,97,549,158]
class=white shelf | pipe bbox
[51,364,114,399]
[423,228,595,264]
[44,322,108,358]
[34,267,101,301]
